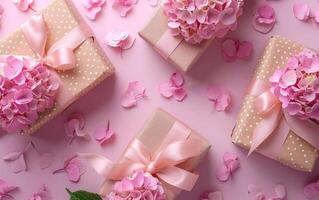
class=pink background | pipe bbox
[0,0,319,199]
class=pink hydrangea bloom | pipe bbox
[81,0,106,20]
[0,56,60,133]
[163,0,243,44]
[269,50,319,121]
[105,170,165,200]
[12,0,34,12]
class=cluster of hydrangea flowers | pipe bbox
[163,0,242,44]
[269,50,319,122]
[105,170,166,200]
[0,56,60,133]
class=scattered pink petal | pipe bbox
[81,0,106,20]
[201,191,223,200]
[216,152,240,182]
[221,39,253,62]
[293,3,310,21]
[53,155,86,183]
[313,10,319,24]
[0,179,18,199]
[39,152,54,170]
[64,113,90,144]
[94,120,115,144]
[28,185,51,200]
[106,29,136,50]
[12,0,34,12]
[112,0,138,17]
[159,72,187,102]
[207,87,231,112]
[304,181,319,199]
[3,143,30,173]
[121,81,146,108]
[248,184,259,194]
[252,4,276,34]
[216,165,230,182]
[255,192,266,200]
[273,184,286,199]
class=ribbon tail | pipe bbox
[157,166,199,191]
[21,14,47,57]
[248,105,283,156]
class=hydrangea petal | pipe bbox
[39,152,54,170]
[237,41,253,59]
[216,165,230,182]
[293,3,310,21]
[121,81,146,108]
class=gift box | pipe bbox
[85,109,210,199]
[0,0,114,134]
[232,36,319,172]
[139,0,244,72]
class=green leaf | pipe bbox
[66,188,103,200]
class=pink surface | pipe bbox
[0,0,319,199]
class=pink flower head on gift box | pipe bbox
[163,0,242,44]
[0,56,60,133]
[105,170,166,200]
[269,50,319,122]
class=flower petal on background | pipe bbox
[81,0,106,20]
[313,10,319,24]
[106,29,136,50]
[94,120,115,144]
[304,182,319,199]
[293,3,310,21]
[53,156,85,183]
[112,0,137,17]
[221,39,237,62]
[0,179,18,197]
[171,72,184,87]
[274,184,286,199]
[12,0,34,12]
[28,185,51,200]
[237,41,253,59]
[173,87,187,101]
[159,83,173,98]
[65,113,90,144]
[252,5,276,34]
[216,165,230,182]
[207,191,223,200]
[121,81,146,108]
[207,87,231,112]
[9,154,27,173]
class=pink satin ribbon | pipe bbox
[248,79,319,157]
[21,14,90,71]
[81,122,205,194]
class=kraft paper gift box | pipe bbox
[87,109,211,200]
[232,36,319,172]
[0,0,114,134]
[138,1,244,72]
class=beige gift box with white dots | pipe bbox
[232,36,318,172]
[0,0,114,134]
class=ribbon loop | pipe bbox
[21,14,88,71]
[248,79,319,157]
[83,122,205,194]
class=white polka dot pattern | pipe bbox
[232,36,318,172]
[0,0,114,134]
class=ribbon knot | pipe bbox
[82,122,206,195]
[248,79,319,157]
[20,14,89,71]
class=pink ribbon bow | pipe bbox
[82,122,205,195]
[248,79,319,158]
[20,14,89,71]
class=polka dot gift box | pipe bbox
[0,0,114,134]
[232,36,319,172]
